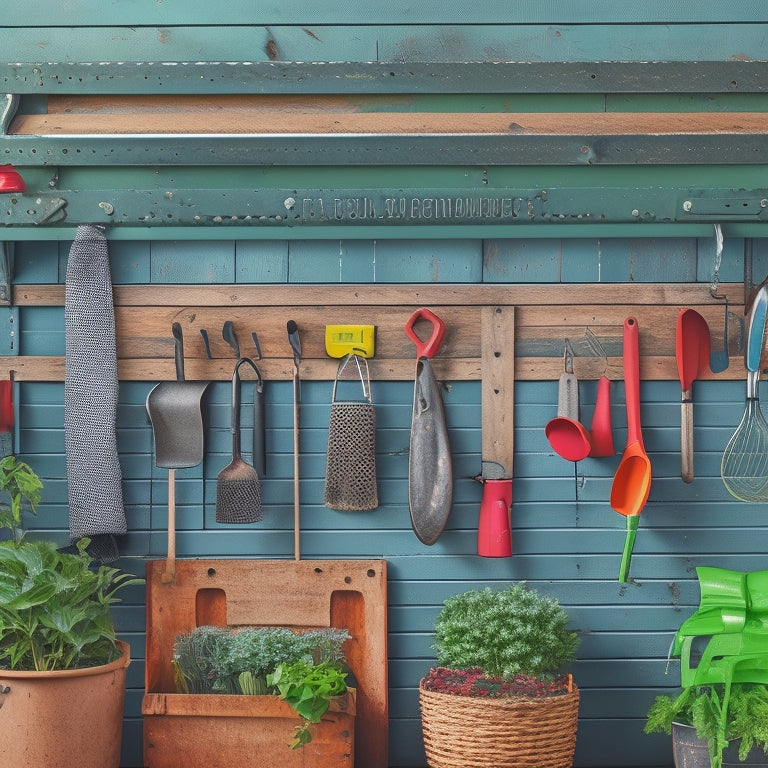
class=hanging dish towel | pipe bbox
[64,225,126,561]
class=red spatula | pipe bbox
[675,309,711,483]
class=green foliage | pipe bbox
[0,457,143,671]
[645,684,768,768]
[267,659,348,749]
[0,455,42,544]
[433,584,579,679]
[173,625,350,697]
[173,625,352,749]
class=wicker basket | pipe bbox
[419,675,579,768]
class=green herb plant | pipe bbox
[433,584,579,681]
[172,625,352,749]
[645,683,768,768]
[0,456,142,671]
[267,659,348,748]
[173,626,350,695]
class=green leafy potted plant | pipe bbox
[169,624,356,760]
[0,456,142,768]
[645,683,768,768]
[419,583,580,768]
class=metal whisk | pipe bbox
[721,285,768,501]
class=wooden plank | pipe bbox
[481,306,515,478]
[12,110,768,136]
[4,283,749,381]
[13,282,745,307]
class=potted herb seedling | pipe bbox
[0,456,142,768]
[419,584,581,768]
[645,683,768,768]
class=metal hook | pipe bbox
[222,321,239,358]
[200,329,212,359]
[584,327,607,375]
[251,332,263,361]
[563,339,574,375]
[233,355,263,390]
[334,352,371,401]
[710,223,728,301]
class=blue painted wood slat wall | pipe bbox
[11,235,768,768]
[4,3,768,767]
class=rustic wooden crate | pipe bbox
[142,559,388,768]
[143,691,356,768]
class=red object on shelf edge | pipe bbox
[0,165,26,193]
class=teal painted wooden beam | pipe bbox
[5,1,768,25]
[4,223,767,241]
[4,131,768,167]
[1,186,766,232]
[4,61,768,95]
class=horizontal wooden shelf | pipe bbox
[14,283,745,308]
[2,283,748,382]
[0,354,745,383]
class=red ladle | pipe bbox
[545,366,591,462]
[610,317,652,583]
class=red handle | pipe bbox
[623,317,643,448]
[405,307,446,359]
[0,380,13,433]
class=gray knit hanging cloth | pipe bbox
[64,225,126,562]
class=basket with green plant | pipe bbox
[419,583,581,768]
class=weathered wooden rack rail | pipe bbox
[0,282,746,382]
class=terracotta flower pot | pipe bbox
[0,640,130,768]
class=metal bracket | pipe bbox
[0,196,68,225]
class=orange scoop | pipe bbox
[610,318,652,582]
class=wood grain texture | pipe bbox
[5,283,746,381]
[12,110,768,136]
[481,306,515,476]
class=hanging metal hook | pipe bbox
[710,223,728,301]
[563,339,575,375]
[222,320,239,358]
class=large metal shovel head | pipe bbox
[147,381,209,469]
